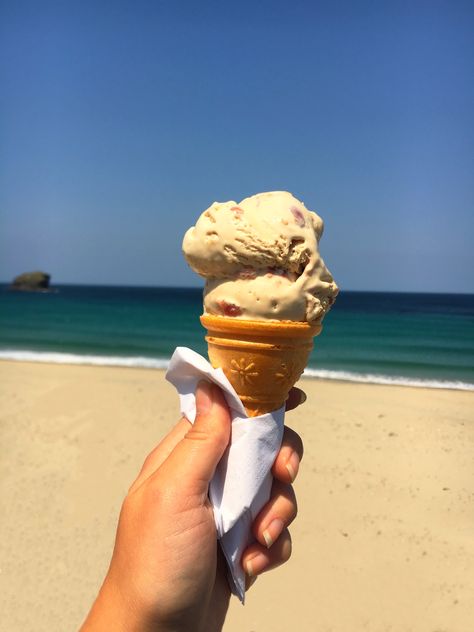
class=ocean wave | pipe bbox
[1,349,473,391]
[0,350,170,369]
[302,367,474,391]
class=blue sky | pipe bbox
[1,1,473,292]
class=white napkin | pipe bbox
[165,347,285,602]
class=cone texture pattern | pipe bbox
[200,314,322,417]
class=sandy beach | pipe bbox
[0,359,473,631]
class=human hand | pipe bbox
[80,382,304,632]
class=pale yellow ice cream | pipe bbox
[183,191,338,323]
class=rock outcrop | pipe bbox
[11,271,51,292]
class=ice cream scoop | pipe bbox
[182,191,338,323]
[183,191,338,416]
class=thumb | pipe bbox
[158,380,231,497]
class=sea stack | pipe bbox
[11,271,51,292]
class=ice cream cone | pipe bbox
[200,314,322,417]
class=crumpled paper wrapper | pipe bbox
[166,347,285,602]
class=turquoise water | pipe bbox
[0,285,473,389]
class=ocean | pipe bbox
[0,285,473,390]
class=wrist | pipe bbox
[80,575,151,632]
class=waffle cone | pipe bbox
[200,314,322,417]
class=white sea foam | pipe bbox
[0,350,170,369]
[302,367,474,391]
[1,350,473,391]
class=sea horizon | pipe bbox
[2,280,474,296]
[1,284,473,391]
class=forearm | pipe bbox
[80,575,228,632]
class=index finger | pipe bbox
[285,387,306,412]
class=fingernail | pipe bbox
[299,390,307,404]
[245,552,268,577]
[262,518,285,548]
[285,451,300,482]
[196,380,213,414]
[245,559,255,577]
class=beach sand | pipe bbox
[0,360,473,631]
